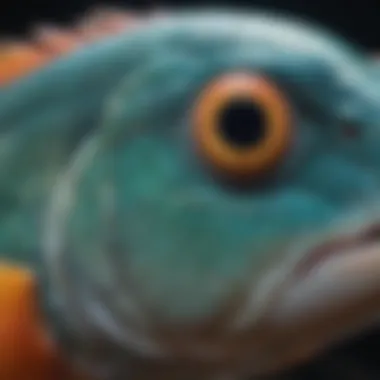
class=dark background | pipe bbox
[0,0,379,50]
[1,0,380,378]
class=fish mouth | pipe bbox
[294,223,380,280]
[248,221,380,374]
[283,221,380,323]
[270,219,380,315]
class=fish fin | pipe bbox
[0,262,67,379]
[0,7,147,86]
[0,41,49,86]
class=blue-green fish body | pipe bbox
[1,9,380,379]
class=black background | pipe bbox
[1,0,380,378]
[0,0,379,50]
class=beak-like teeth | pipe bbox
[272,240,380,324]
[242,232,380,373]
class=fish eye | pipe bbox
[193,72,292,179]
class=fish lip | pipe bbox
[239,221,380,374]
[253,218,380,328]
[293,222,380,280]
[260,218,380,332]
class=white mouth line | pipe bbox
[232,212,380,331]
[294,223,380,279]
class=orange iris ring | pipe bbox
[193,72,292,178]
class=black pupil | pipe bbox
[219,99,266,148]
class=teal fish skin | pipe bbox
[1,9,380,380]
